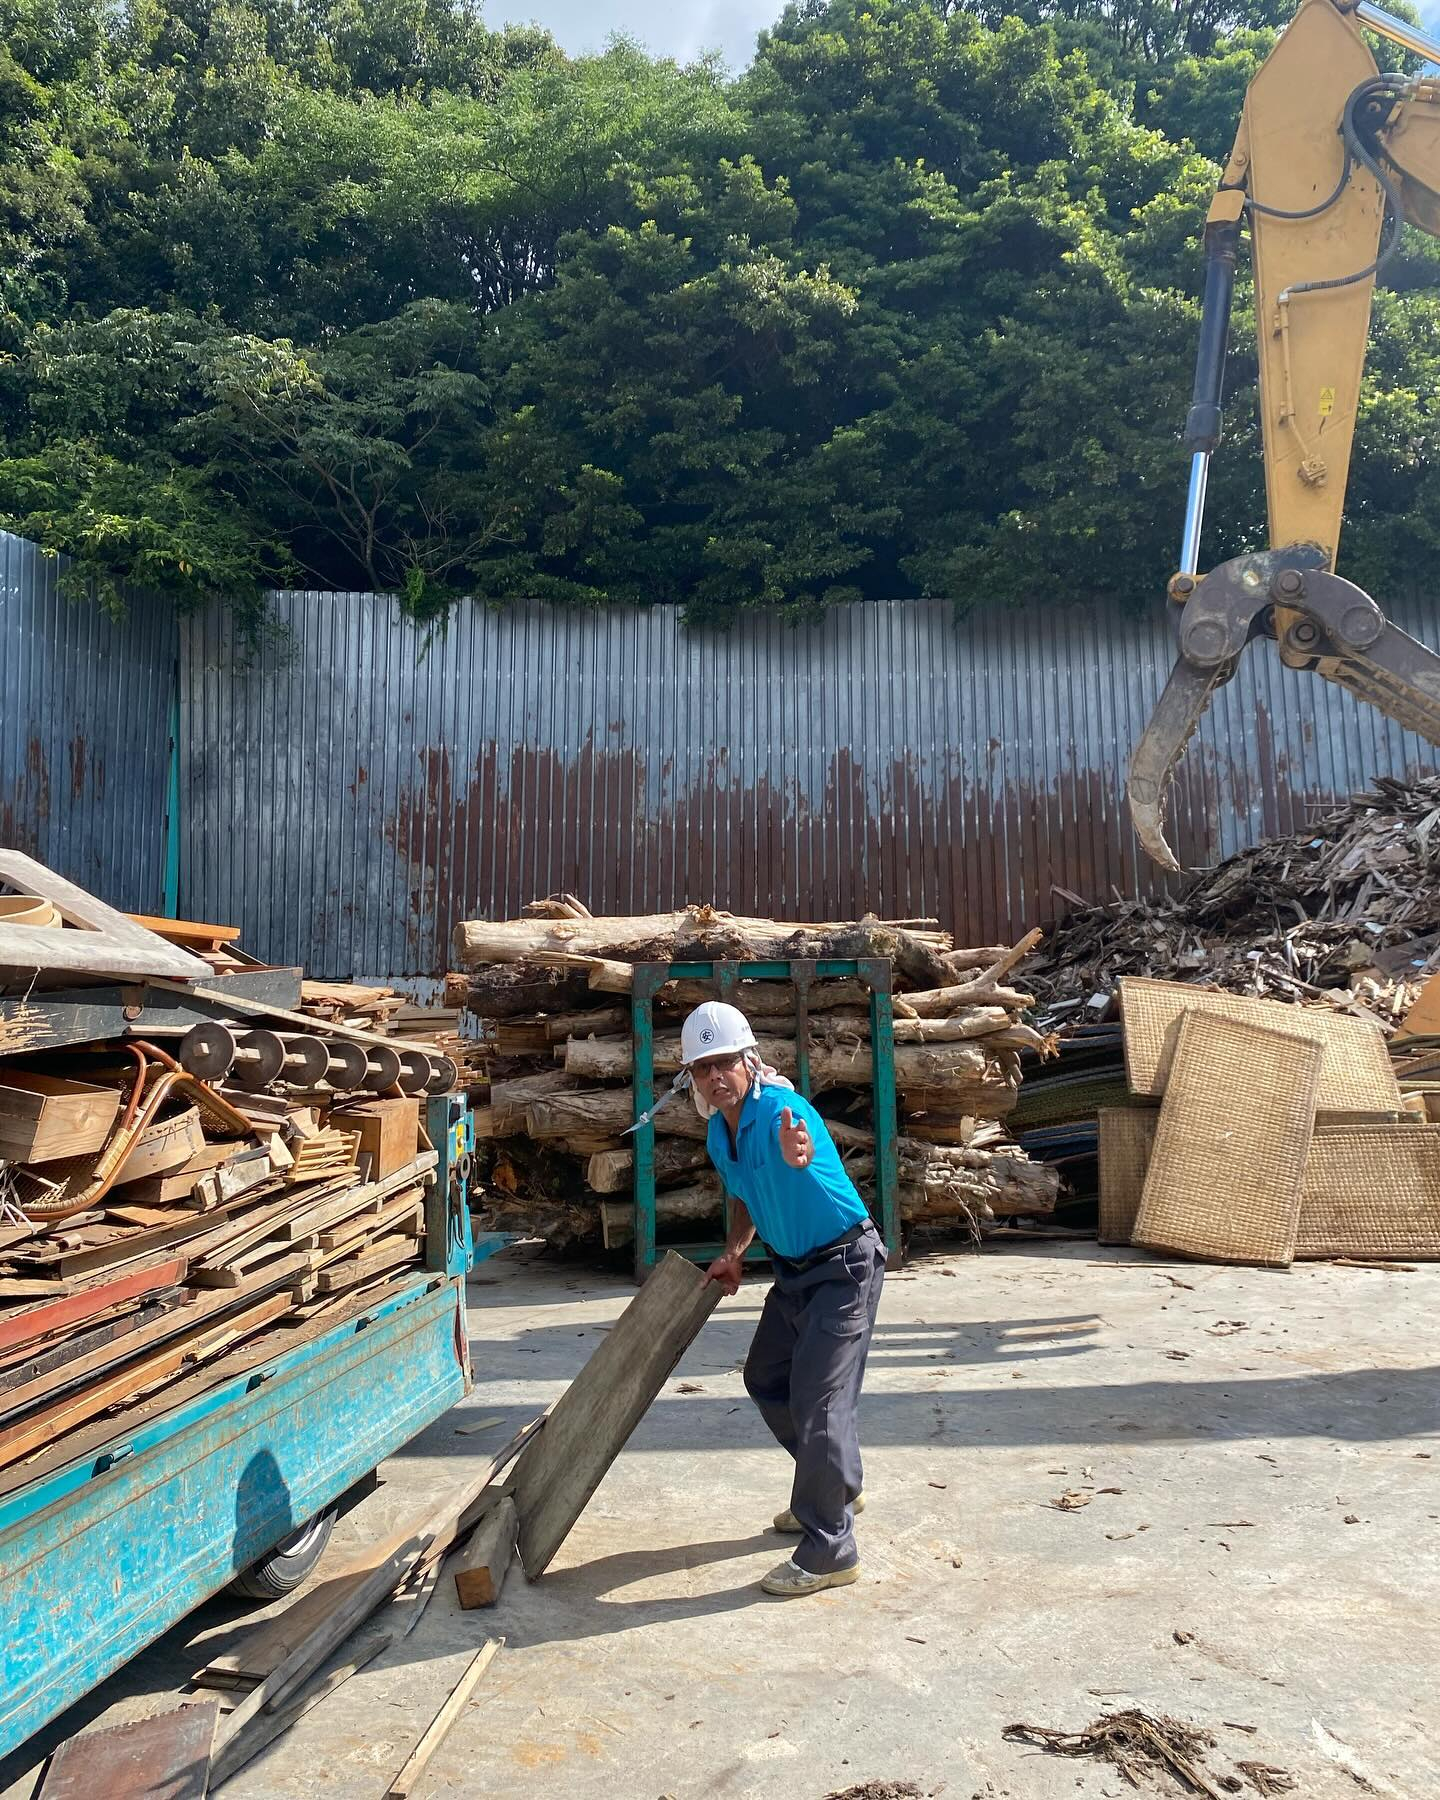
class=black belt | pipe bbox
[773,1219,873,1274]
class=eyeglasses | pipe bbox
[693,1053,746,1075]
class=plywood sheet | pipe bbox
[510,1251,720,1576]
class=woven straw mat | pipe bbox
[1097,1108,1159,1245]
[1298,1125,1440,1259]
[1119,977,1399,1116]
[1132,1011,1323,1267]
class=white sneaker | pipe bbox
[760,1557,861,1598]
[772,1490,866,1533]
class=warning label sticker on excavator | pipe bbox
[1319,386,1336,416]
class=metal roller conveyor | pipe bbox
[176,1022,284,1087]
[360,1043,403,1093]
[394,1048,433,1096]
[322,1040,369,1090]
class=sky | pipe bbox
[498,0,787,69]
[501,0,1440,72]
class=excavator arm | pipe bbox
[1128,0,1440,871]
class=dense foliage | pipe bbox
[0,0,1435,620]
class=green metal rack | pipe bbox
[628,957,901,1280]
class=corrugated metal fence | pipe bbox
[0,532,176,914]
[179,588,1439,978]
[4,529,1437,977]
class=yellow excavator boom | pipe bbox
[1128,0,1440,870]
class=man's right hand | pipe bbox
[704,1253,743,1296]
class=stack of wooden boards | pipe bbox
[1096,977,1440,1266]
[298,980,486,1090]
[0,1071,436,1481]
[446,903,1060,1248]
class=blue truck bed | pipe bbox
[0,1093,491,1761]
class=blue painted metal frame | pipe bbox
[0,1094,483,1761]
[630,958,900,1280]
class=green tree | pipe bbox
[1,0,1436,623]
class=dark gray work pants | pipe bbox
[743,1224,886,1574]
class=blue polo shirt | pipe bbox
[706,1084,868,1260]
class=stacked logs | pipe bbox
[447,904,1059,1250]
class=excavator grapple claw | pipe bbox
[1127,551,1324,869]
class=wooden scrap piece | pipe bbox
[454,1496,517,1608]
[0,1283,297,1467]
[1132,1012,1324,1268]
[0,1071,122,1163]
[205,1634,392,1787]
[330,1099,420,1180]
[384,1639,503,1798]
[0,1257,188,1355]
[510,1250,721,1577]
[209,1415,544,1753]
[0,850,210,981]
[313,1232,419,1294]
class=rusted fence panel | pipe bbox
[177,591,1438,978]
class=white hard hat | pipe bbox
[680,1001,757,1067]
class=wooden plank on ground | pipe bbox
[205,1632,392,1787]
[453,1496,516,1608]
[509,1250,720,1578]
[383,1640,502,1798]
[207,1420,543,1745]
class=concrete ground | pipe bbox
[3,1241,1438,1799]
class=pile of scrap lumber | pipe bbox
[299,979,486,1090]
[1097,977,1440,1265]
[300,979,486,1087]
[0,1064,438,1480]
[1029,774,1440,1031]
[447,903,1059,1248]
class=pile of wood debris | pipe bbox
[1028,774,1440,1031]
[298,980,484,1087]
[447,903,1059,1250]
[0,882,470,1485]
[0,1060,439,1482]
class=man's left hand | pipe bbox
[778,1106,813,1170]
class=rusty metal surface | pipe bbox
[36,1699,217,1799]
[5,519,1436,976]
[178,590,1440,978]
[0,531,176,914]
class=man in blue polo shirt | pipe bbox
[684,1001,887,1598]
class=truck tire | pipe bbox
[229,1507,337,1602]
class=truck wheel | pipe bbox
[229,1507,337,1601]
